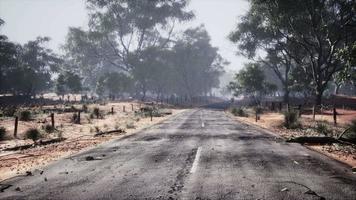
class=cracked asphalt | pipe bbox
[0,109,356,200]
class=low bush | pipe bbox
[43,124,55,133]
[82,104,88,113]
[283,111,301,129]
[126,122,136,129]
[2,106,17,117]
[71,113,79,123]
[315,122,331,136]
[19,110,32,121]
[0,127,6,141]
[342,120,356,142]
[91,107,103,119]
[231,107,248,117]
[25,128,42,142]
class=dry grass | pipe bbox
[229,108,356,168]
[0,101,184,181]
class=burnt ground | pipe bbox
[0,109,355,200]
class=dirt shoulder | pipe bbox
[0,102,185,181]
[227,110,356,169]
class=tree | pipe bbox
[55,73,66,98]
[169,26,226,99]
[64,0,194,89]
[55,71,83,97]
[95,72,132,99]
[230,0,356,106]
[228,63,276,105]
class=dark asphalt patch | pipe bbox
[168,148,198,198]
[139,136,161,141]
[0,184,12,193]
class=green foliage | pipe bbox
[1,36,62,96]
[283,111,301,129]
[315,123,331,136]
[228,63,276,102]
[343,120,356,141]
[231,107,248,117]
[2,107,17,117]
[18,110,32,121]
[25,128,42,142]
[229,0,355,105]
[0,127,6,141]
[96,72,132,97]
[56,71,82,96]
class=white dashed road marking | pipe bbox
[190,146,202,174]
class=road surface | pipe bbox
[1,109,355,200]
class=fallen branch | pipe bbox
[94,129,126,137]
[3,138,66,151]
[337,128,351,140]
[286,136,339,144]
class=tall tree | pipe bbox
[64,0,194,87]
[228,63,276,105]
[230,0,356,106]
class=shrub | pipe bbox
[283,111,301,129]
[25,128,42,142]
[71,113,79,123]
[43,124,55,133]
[0,127,6,141]
[315,122,331,136]
[82,104,88,112]
[19,110,32,121]
[126,122,136,129]
[2,106,17,117]
[231,107,248,117]
[342,120,356,142]
[92,107,103,119]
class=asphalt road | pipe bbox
[1,109,356,200]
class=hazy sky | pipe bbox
[0,0,250,72]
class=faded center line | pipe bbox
[190,146,202,173]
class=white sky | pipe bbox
[0,0,250,72]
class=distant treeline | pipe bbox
[0,1,226,102]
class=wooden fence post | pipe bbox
[14,116,18,138]
[51,113,55,128]
[333,106,337,126]
[131,104,134,111]
[111,107,114,115]
[77,111,81,124]
[123,105,125,112]
[150,110,153,121]
[312,106,316,121]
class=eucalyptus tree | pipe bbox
[170,26,226,99]
[230,0,356,106]
[228,63,277,105]
[64,0,194,88]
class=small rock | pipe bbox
[352,167,356,173]
[40,171,44,175]
[25,171,32,176]
[44,177,47,182]
[85,156,95,161]
[15,187,21,192]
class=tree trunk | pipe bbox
[334,84,341,95]
[315,91,323,106]
[283,88,290,105]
